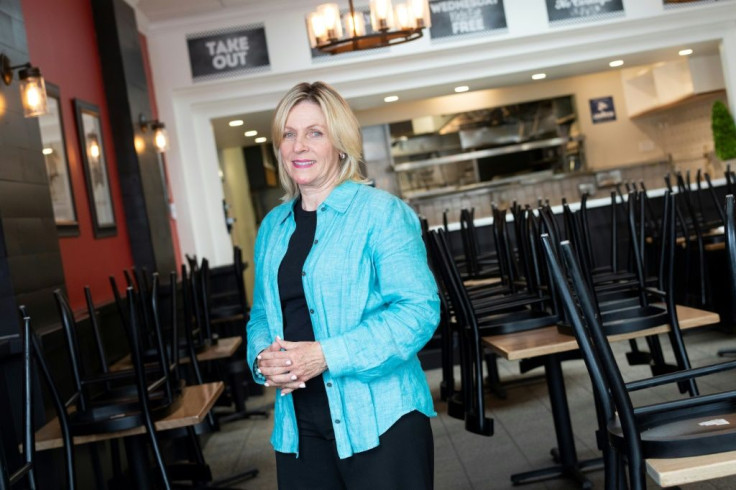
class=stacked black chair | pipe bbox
[1,315,40,489]
[458,208,499,280]
[0,308,77,489]
[717,194,736,358]
[428,206,561,430]
[191,255,267,422]
[54,287,182,437]
[557,192,693,385]
[541,225,736,490]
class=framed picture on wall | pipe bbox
[39,83,79,236]
[73,99,117,238]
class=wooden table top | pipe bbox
[35,381,224,451]
[483,305,720,361]
[464,276,501,288]
[109,335,242,372]
[647,449,736,487]
[705,241,726,252]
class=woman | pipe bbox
[247,81,439,489]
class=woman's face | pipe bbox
[280,101,341,195]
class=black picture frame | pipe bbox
[39,83,79,236]
[73,99,117,238]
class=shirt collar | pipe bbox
[277,181,362,224]
[322,180,361,214]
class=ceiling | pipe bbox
[135,0,263,23]
[208,40,720,150]
[134,1,722,152]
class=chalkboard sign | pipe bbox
[664,0,726,5]
[187,24,270,82]
[546,0,624,23]
[428,0,507,40]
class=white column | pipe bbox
[719,29,736,117]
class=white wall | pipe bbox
[140,0,736,265]
[220,147,257,305]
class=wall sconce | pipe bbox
[1,52,48,117]
[140,114,169,153]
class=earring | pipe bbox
[339,152,346,160]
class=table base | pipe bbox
[511,454,603,488]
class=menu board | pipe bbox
[428,0,507,40]
[187,24,270,82]
[546,0,624,23]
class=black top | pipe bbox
[278,200,317,342]
[278,200,328,410]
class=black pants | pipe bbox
[276,385,434,490]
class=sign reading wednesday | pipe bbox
[428,0,507,40]
[187,24,270,82]
[546,0,624,22]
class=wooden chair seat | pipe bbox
[68,382,183,435]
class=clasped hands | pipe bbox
[256,336,327,395]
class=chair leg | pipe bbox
[214,360,268,423]
[484,351,507,399]
[624,339,651,366]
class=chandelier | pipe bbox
[307,0,431,55]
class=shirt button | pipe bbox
[314,239,319,244]
[334,419,341,424]
[309,309,314,314]
[321,206,327,211]
[301,271,306,276]
[326,382,332,387]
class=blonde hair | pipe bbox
[271,81,367,200]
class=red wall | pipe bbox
[23,0,135,311]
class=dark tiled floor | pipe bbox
[203,325,736,489]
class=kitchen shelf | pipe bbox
[392,136,570,172]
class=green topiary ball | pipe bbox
[712,100,736,161]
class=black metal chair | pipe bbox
[458,208,499,280]
[717,194,736,358]
[53,287,182,436]
[0,308,77,489]
[542,230,736,490]
[558,192,697,392]
[428,216,560,428]
[192,257,267,423]
[0,315,39,490]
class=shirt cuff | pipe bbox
[319,336,351,378]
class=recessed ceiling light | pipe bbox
[255,136,267,143]
[42,148,53,155]
[679,49,693,56]
[532,73,546,80]
[384,95,399,103]
[228,119,244,127]
[454,85,469,93]
[609,60,624,68]
[244,130,258,137]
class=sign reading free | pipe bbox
[428,0,507,40]
[187,24,270,82]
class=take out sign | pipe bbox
[187,24,271,82]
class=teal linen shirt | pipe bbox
[246,181,440,459]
